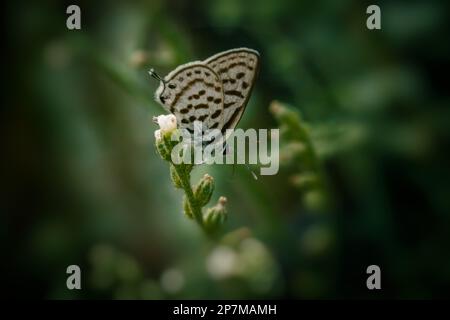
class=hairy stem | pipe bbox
[173,165,205,230]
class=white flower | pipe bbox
[160,268,185,294]
[154,114,177,134]
[206,246,238,279]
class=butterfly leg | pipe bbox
[223,143,257,180]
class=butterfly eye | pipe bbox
[168,84,176,89]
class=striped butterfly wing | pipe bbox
[203,48,260,133]
[155,63,225,134]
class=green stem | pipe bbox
[173,165,205,230]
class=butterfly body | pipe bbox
[153,48,259,136]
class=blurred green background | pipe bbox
[3,0,450,299]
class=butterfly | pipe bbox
[149,48,259,140]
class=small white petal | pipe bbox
[156,114,177,133]
[154,129,162,140]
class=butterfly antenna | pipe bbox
[148,68,165,83]
[222,143,257,180]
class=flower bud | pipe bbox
[204,197,227,232]
[155,134,171,161]
[268,100,284,116]
[290,172,318,189]
[269,100,292,121]
[194,174,214,207]
[303,189,326,212]
[280,142,306,164]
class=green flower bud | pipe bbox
[280,142,307,164]
[155,133,172,161]
[170,164,182,189]
[204,197,227,232]
[303,189,326,212]
[183,195,193,219]
[268,100,286,117]
[194,174,214,207]
[269,100,301,125]
[290,172,318,190]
